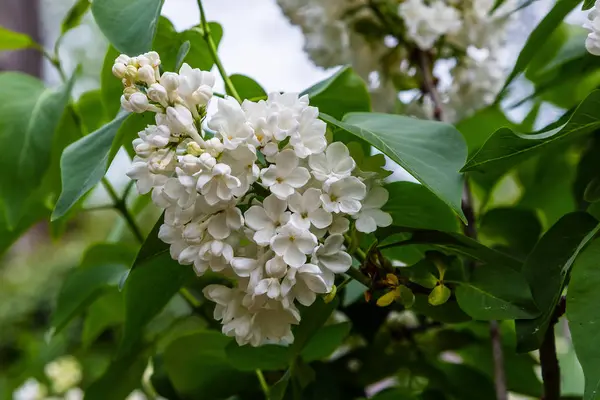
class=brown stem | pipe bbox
[463,179,508,400]
[540,325,560,400]
[540,297,565,400]
[416,50,444,122]
[489,320,508,400]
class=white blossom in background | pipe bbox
[116,51,392,347]
[276,0,520,120]
[585,1,600,55]
[44,356,82,394]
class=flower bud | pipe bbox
[166,105,194,133]
[133,138,153,157]
[120,95,134,112]
[115,54,130,64]
[147,83,169,107]
[112,63,127,79]
[144,51,161,67]
[137,55,150,67]
[199,152,217,169]
[160,72,180,92]
[124,65,138,82]
[137,65,156,85]
[129,92,149,113]
[205,137,224,156]
[191,85,213,106]
[187,141,203,156]
[123,86,139,99]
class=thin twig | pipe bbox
[255,369,270,398]
[462,177,508,400]
[101,178,144,244]
[416,50,444,122]
[540,297,565,400]
[489,320,508,400]
[196,0,242,103]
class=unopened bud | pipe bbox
[133,138,153,157]
[191,85,213,106]
[112,63,127,79]
[147,83,169,107]
[120,95,134,112]
[166,105,194,133]
[129,92,149,113]
[124,65,138,82]
[187,141,203,156]
[115,54,130,64]
[160,72,180,92]
[137,65,156,85]
[123,86,138,100]
[144,51,161,67]
[137,55,150,67]
[323,285,337,303]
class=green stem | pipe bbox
[255,369,269,398]
[180,287,202,308]
[196,0,242,103]
[101,178,144,244]
[346,267,371,288]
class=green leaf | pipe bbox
[584,0,595,9]
[500,0,581,92]
[118,221,195,356]
[302,66,371,119]
[383,181,459,232]
[478,208,542,259]
[84,349,149,400]
[516,212,600,352]
[80,242,138,269]
[51,263,127,334]
[52,112,129,220]
[463,90,600,174]
[322,112,467,222]
[61,0,91,34]
[429,284,451,306]
[270,368,292,400]
[0,26,36,50]
[453,264,539,320]
[174,40,190,71]
[301,322,351,362]
[584,177,600,203]
[76,89,107,133]
[371,389,418,400]
[91,0,164,55]
[227,74,267,100]
[291,297,338,355]
[82,289,124,348]
[381,229,522,271]
[0,72,75,227]
[100,46,122,118]
[225,343,291,371]
[108,112,155,161]
[163,331,253,399]
[153,17,223,72]
[567,240,600,400]
[456,106,516,154]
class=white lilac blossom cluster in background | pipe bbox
[13,355,158,400]
[585,1,600,55]
[276,0,516,121]
[113,52,392,347]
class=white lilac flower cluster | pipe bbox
[585,1,600,56]
[276,0,517,121]
[114,52,392,347]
